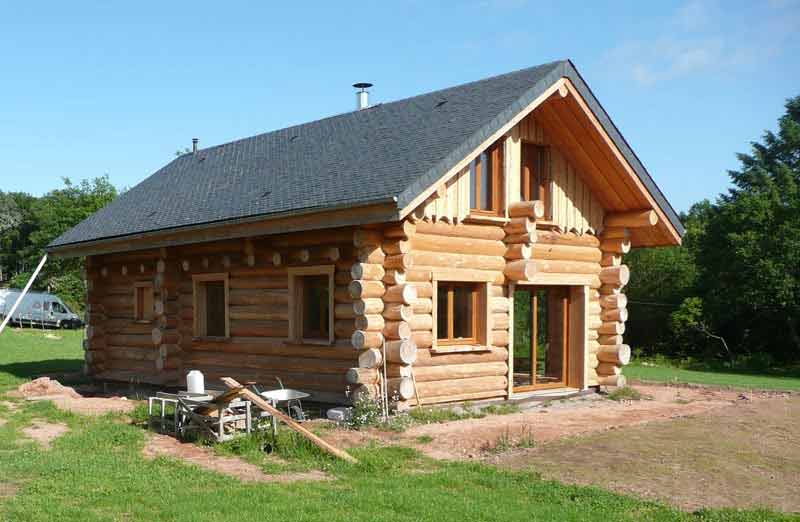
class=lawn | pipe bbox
[625,358,800,391]
[0,328,798,521]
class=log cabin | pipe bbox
[48,60,683,407]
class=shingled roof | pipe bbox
[49,59,683,249]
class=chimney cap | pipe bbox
[192,138,199,154]
[353,82,373,90]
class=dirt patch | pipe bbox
[0,418,6,427]
[0,401,19,412]
[393,385,776,459]
[0,482,19,499]
[10,377,82,399]
[11,377,135,416]
[488,394,800,512]
[142,433,330,483]
[21,420,70,450]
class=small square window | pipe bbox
[436,282,479,345]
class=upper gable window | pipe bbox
[520,143,551,218]
[469,138,505,215]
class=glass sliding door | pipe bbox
[513,286,570,391]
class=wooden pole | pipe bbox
[220,377,358,464]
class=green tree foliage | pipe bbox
[0,176,117,312]
[693,96,800,361]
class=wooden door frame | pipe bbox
[508,282,585,395]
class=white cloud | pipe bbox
[603,0,798,87]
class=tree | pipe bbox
[694,96,800,361]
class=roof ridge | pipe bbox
[191,60,569,156]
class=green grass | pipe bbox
[626,358,800,391]
[605,386,645,402]
[0,328,797,521]
[0,327,84,391]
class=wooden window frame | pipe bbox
[133,281,154,323]
[520,142,552,220]
[288,265,335,346]
[432,276,492,352]
[192,273,230,339]
[470,138,505,216]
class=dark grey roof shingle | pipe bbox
[49,60,683,248]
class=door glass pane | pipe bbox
[536,288,566,385]
[437,286,448,339]
[452,286,473,339]
[513,289,532,388]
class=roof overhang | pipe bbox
[398,62,683,248]
[47,199,399,258]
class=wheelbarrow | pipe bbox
[254,378,310,422]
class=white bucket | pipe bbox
[186,370,205,394]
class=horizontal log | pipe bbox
[411,330,433,349]
[492,313,509,330]
[354,314,385,332]
[357,245,385,264]
[408,314,433,331]
[597,344,631,365]
[229,288,288,306]
[229,304,288,321]
[358,348,383,369]
[229,319,289,337]
[414,221,505,241]
[387,377,415,401]
[334,319,356,339]
[410,234,507,256]
[383,284,418,305]
[408,252,505,271]
[504,217,534,235]
[394,361,507,382]
[106,334,152,349]
[407,282,433,299]
[353,298,384,315]
[385,339,417,364]
[602,227,630,240]
[383,221,416,239]
[346,367,379,385]
[505,243,532,260]
[413,375,507,398]
[411,266,503,284]
[597,334,623,345]
[600,265,630,286]
[600,252,622,267]
[508,200,545,219]
[334,303,356,320]
[503,232,536,244]
[601,307,628,322]
[106,345,158,362]
[492,330,509,346]
[532,243,602,263]
[536,230,600,248]
[605,210,658,228]
[597,373,626,387]
[411,298,433,315]
[505,260,536,281]
[382,269,406,285]
[353,229,383,248]
[348,280,385,299]
[190,337,357,360]
[404,268,432,282]
[600,293,627,309]
[596,362,622,376]
[352,330,384,349]
[383,303,413,322]
[600,238,631,254]
[490,297,509,313]
[384,254,414,271]
[383,320,411,340]
[532,259,600,274]
[382,239,410,255]
[598,321,625,335]
[404,389,506,407]
[350,262,385,281]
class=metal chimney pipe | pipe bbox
[192,138,199,154]
[353,83,373,110]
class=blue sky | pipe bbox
[1,1,798,212]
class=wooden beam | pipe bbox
[605,210,658,228]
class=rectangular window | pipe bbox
[520,143,550,217]
[133,283,154,322]
[193,274,229,338]
[436,282,478,345]
[288,266,335,344]
[469,138,505,214]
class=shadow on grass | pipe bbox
[0,359,84,380]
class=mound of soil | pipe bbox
[11,377,82,399]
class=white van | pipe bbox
[0,288,82,329]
